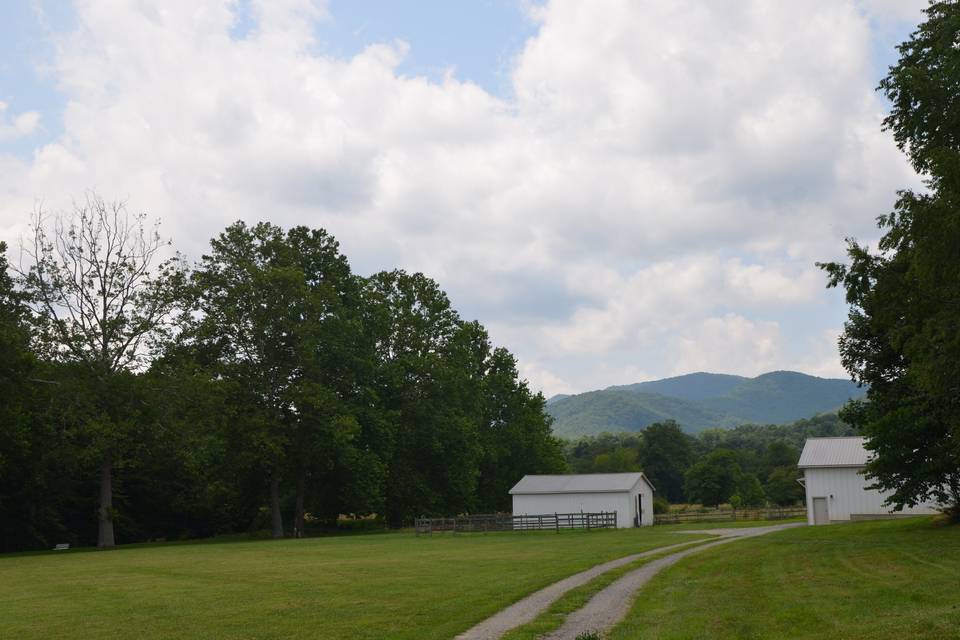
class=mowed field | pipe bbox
[610,517,960,639]
[3,519,957,640]
[0,527,705,640]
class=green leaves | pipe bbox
[824,2,960,517]
[684,449,741,507]
[2,212,570,548]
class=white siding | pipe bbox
[803,466,940,525]
[513,492,632,527]
[639,481,654,526]
[511,477,655,528]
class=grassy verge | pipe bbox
[609,517,960,639]
[0,527,707,640]
[655,517,805,531]
[501,539,713,640]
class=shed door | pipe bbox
[812,497,829,525]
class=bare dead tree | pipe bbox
[17,193,186,548]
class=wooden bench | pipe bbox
[53,543,70,551]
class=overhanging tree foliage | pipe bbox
[820,1,960,519]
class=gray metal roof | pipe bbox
[509,472,652,495]
[797,437,871,469]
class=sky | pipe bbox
[0,0,930,397]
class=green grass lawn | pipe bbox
[610,517,960,640]
[0,527,706,640]
[501,539,712,640]
[655,517,805,531]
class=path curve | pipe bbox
[454,538,710,640]
[456,523,800,640]
[541,523,803,640]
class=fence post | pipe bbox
[555,513,559,534]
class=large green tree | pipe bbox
[476,347,566,512]
[187,221,367,538]
[821,1,960,518]
[684,449,741,507]
[17,196,185,548]
[764,466,803,506]
[363,270,484,524]
[0,241,49,550]
[639,421,694,503]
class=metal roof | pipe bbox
[509,472,653,495]
[797,437,871,469]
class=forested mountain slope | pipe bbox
[548,371,864,437]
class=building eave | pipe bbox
[510,489,634,495]
[798,464,867,470]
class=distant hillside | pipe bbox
[611,372,748,401]
[547,370,865,438]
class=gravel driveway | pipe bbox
[456,523,802,640]
[541,523,803,640]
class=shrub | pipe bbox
[653,496,670,514]
[335,516,387,533]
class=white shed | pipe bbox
[798,436,940,525]
[509,472,655,528]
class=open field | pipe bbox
[610,517,960,639]
[5,518,955,640]
[0,527,707,640]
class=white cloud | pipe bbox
[0,102,41,141]
[857,0,927,23]
[669,314,783,377]
[0,1,923,395]
[792,328,848,379]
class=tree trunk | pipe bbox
[97,451,116,549]
[270,472,284,539]
[293,467,306,538]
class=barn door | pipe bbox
[812,497,829,525]
[635,494,642,527]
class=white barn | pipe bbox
[509,472,655,528]
[798,437,941,525]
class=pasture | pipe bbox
[0,527,703,640]
[4,518,956,639]
[610,517,960,639]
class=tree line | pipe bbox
[0,200,565,552]
[564,414,854,509]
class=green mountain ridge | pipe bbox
[548,370,865,437]
[610,372,749,401]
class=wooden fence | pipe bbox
[414,511,617,535]
[654,506,806,525]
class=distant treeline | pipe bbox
[563,414,854,508]
[0,199,565,552]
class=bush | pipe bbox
[653,496,670,514]
[736,473,767,507]
[335,516,386,533]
